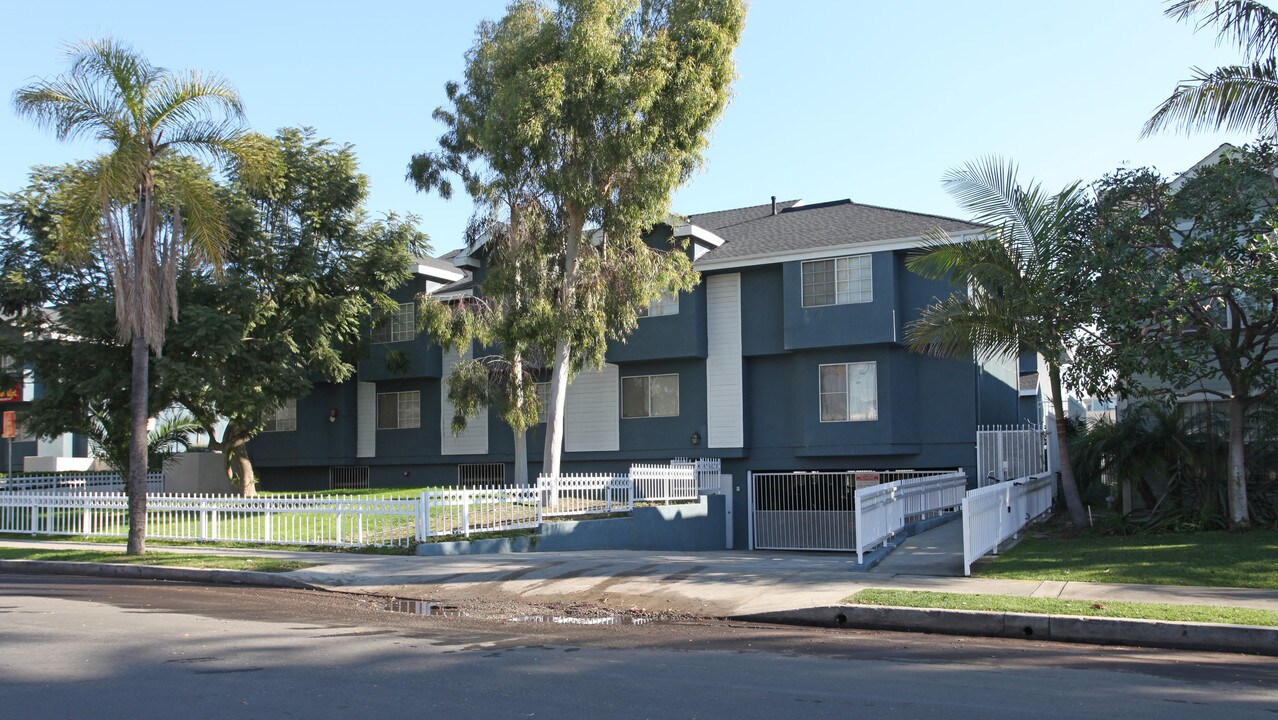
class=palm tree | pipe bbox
[904,158,1091,527]
[1145,0,1278,137]
[14,39,248,553]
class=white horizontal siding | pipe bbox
[566,363,620,452]
[356,381,376,458]
[706,273,744,448]
[442,348,489,456]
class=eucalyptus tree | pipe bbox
[13,39,252,553]
[904,158,1092,528]
[410,0,744,477]
[1146,0,1278,136]
[419,201,555,486]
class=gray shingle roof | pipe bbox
[415,254,464,275]
[689,199,983,263]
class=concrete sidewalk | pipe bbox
[4,537,1278,618]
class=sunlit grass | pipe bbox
[980,529,1278,589]
[846,588,1278,626]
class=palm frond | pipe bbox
[1167,0,1278,61]
[903,293,1022,361]
[1143,59,1278,136]
[146,71,245,136]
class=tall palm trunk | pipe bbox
[126,334,148,555]
[1048,363,1087,527]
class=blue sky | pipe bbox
[1,1,1255,255]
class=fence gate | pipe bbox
[748,472,859,551]
[976,424,1046,487]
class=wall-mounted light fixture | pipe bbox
[329,408,338,423]
[691,430,701,446]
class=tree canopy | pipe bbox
[1085,141,1278,527]
[410,0,745,476]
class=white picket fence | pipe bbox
[534,474,633,518]
[0,461,703,547]
[671,457,724,494]
[0,492,419,547]
[961,472,1055,575]
[629,463,698,503]
[0,472,164,494]
[977,424,1046,486]
[853,471,967,564]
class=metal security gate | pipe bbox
[977,424,1046,486]
[749,472,861,551]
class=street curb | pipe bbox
[0,559,324,591]
[733,604,1278,657]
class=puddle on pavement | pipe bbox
[508,614,651,626]
[382,598,467,617]
[378,597,657,626]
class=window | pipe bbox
[371,302,416,343]
[534,382,551,423]
[621,374,679,418]
[802,255,872,307]
[263,399,297,432]
[637,290,679,318]
[377,391,420,429]
[819,362,878,422]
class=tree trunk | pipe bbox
[513,429,528,486]
[1226,395,1251,528]
[126,335,149,555]
[542,339,572,478]
[541,207,584,478]
[228,438,257,497]
[1048,363,1088,527]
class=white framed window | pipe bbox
[371,302,416,343]
[534,382,551,423]
[802,255,872,307]
[637,290,679,318]
[377,391,420,429]
[819,362,878,422]
[621,374,679,418]
[263,399,297,432]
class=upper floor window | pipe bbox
[637,290,679,318]
[621,374,679,418]
[263,399,297,432]
[377,391,420,429]
[819,362,878,422]
[534,382,551,423]
[371,302,416,343]
[802,255,872,307]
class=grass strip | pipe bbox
[846,588,1278,627]
[980,529,1278,589]
[0,547,313,573]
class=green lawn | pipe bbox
[0,546,312,572]
[846,588,1278,627]
[979,529,1278,589]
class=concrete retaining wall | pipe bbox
[414,494,727,556]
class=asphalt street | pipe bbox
[3,574,1277,719]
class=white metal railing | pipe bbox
[630,463,697,504]
[421,485,541,538]
[0,492,418,547]
[672,457,724,494]
[977,425,1046,486]
[535,474,632,518]
[853,471,967,563]
[961,472,1055,576]
[0,472,164,494]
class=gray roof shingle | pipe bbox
[689,199,983,263]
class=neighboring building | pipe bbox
[248,197,1029,514]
